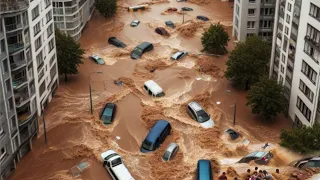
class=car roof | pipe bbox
[166,21,174,24]
[172,51,183,59]
[188,101,203,111]
[92,55,100,59]
[137,42,152,49]
[101,150,118,160]
[144,80,163,95]
[145,120,169,142]
[245,151,267,158]
[165,143,178,152]
[198,160,211,180]
[133,20,139,22]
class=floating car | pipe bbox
[224,128,240,140]
[167,7,177,12]
[100,103,116,125]
[177,0,187,2]
[181,7,193,11]
[165,21,175,29]
[144,80,165,97]
[108,37,126,48]
[101,150,134,180]
[89,55,105,65]
[131,42,154,59]
[238,151,273,165]
[197,15,209,21]
[140,120,171,153]
[187,101,214,128]
[197,160,213,180]
[130,20,140,27]
[162,143,179,161]
[292,156,320,169]
[155,27,170,36]
[170,51,188,60]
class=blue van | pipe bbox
[140,120,171,153]
[197,160,212,180]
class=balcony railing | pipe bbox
[288,53,295,61]
[18,109,36,126]
[12,76,27,89]
[278,22,283,31]
[5,23,22,32]
[14,91,30,107]
[305,35,320,52]
[0,0,29,13]
[10,58,27,71]
[8,43,24,53]
[291,33,297,41]
[0,50,6,60]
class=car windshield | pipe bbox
[133,47,143,55]
[142,140,153,150]
[162,151,171,161]
[103,107,113,116]
[254,152,266,158]
[196,110,210,123]
[111,158,122,167]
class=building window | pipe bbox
[299,80,314,102]
[286,14,290,23]
[247,21,255,29]
[281,53,286,63]
[2,58,9,74]
[50,53,55,66]
[279,76,284,84]
[53,2,63,7]
[296,96,311,121]
[45,0,51,8]
[46,10,52,23]
[39,81,46,97]
[54,16,64,22]
[35,36,42,51]
[236,5,239,15]
[304,41,320,63]
[310,3,320,21]
[47,24,53,38]
[247,33,254,37]
[259,20,273,28]
[261,8,274,16]
[48,39,55,53]
[36,50,44,70]
[249,0,255,3]
[8,97,13,110]
[285,26,289,35]
[0,123,3,135]
[287,3,292,12]
[301,60,317,84]
[33,22,41,37]
[0,147,7,162]
[281,65,284,73]
[32,5,39,20]
[306,24,320,44]
[248,9,255,16]
[283,37,288,52]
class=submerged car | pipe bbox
[130,20,140,27]
[89,55,105,65]
[131,42,154,59]
[101,150,134,180]
[170,51,188,60]
[167,7,178,12]
[197,15,209,21]
[292,156,320,169]
[165,21,175,29]
[100,103,116,125]
[181,7,193,11]
[155,27,170,36]
[187,101,214,128]
[177,0,187,2]
[162,143,179,161]
[108,37,126,48]
[224,128,240,140]
[238,151,273,165]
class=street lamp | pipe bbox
[42,105,48,144]
[182,10,186,24]
[89,72,103,114]
[225,89,236,126]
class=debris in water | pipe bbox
[242,139,250,145]
[116,136,121,140]
[196,77,202,80]
[216,101,221,105]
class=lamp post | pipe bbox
[89,72,103,114]
[182,10,185,24]
[42,106,48,144]
[225,90,236,126]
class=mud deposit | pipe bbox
[9,0,302,180]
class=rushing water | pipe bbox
[9,0,303,179]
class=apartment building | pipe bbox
[270,0,320,127]
[52,0,94,41]
[232,0,276,41]
[0,0,58,179]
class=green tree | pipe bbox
[280,123,320,154]
[55,29,84,82]
[95,0,117,18]
[225,36,271,89]
[246,77,286,120]
[201,23,229,55]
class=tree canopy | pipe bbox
[280,123,320,154]
[55,29,84,82]
[246,77,286,120]
[225,36,271,89]
[95,0,117,18]
[201,23,229,55]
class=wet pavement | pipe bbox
[8,0,304,179]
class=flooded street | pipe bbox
[8,0,305,179]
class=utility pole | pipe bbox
[42,107,48,143]
[89,72,103,114]
[225,90,237,126]
[182,10,185,24]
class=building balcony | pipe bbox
[0,0,29,14]
[278,22,283,31]
[12,76,28,89]
[17,105,36,127]
[277,33,282,40]
[65,15,80,22]
[65,6,79,14]
[14,89,30,108]
[0,50,7,60]
[280,0,286,7]
[8,43,24,54]
[291,33,297,41]
[305,35,320,52]
[10,57,27,71]
[5,23,23,33]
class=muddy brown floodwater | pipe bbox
[9,0,306,180]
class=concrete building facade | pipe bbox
[270,0,320,127]
[0,0,58,179]
[232,0,276,41]
[52,0,94,41]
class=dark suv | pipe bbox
[108,37,126,48]
[131,42,153,59]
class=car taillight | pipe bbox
[262,157,267,161]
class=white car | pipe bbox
[187,101,214,128]
[89,55,105,65]
[170,51,188,60]
[130,20,140,27]
[101,150,134,180]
